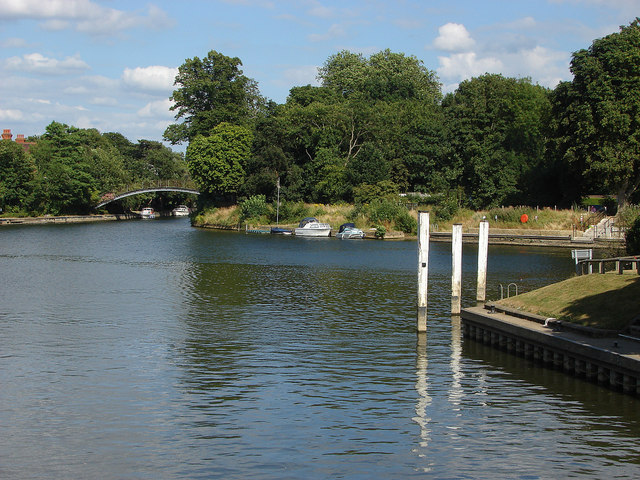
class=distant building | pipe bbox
[2,129,36,152]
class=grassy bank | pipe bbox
[192,202,582,236]
[496,272,640,331]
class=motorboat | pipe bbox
[335,222,365,239]
[271,226,293,235]
[140,207,156,219]
[294,217,331,237]
[172,205,190,216]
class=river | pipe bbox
[1,218,639,479]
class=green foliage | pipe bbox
[271,201,313,223]
[552,18,640,207]
[164,50,265,144]
[625,216,640,255]
[239,195,268,220]
[0,139,36,212]
[618,205,640,229]
[352,181,399,205]
[186,123,252,196]
[433,194,460,221]
[394,209,417,234]
[442,74,551,209]
[318,49,441,102]
[374,224,386,238]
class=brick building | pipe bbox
[2,129,36,152]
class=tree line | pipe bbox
[170,19,640,213]
[2,19,638,217]
[0,121,188,215]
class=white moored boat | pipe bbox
[172,205,190,216]
[294,217,331,237]
[335,223,365,239]
[140,207,156,219]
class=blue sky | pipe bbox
[0,0,638,150]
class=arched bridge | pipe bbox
[95,182,200,208]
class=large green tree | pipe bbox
[552,18,640,207]
[443,74,551,209]
[186,122,252,197]
[0,139,36,213]
[164,50,265,144]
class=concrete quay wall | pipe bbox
[461,306,640,395]
[0,213,139,226]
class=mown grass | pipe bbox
[497,271,640,331]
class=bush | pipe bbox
[626,216,640,255]
[434,195,459,221]
[272,201,313,224]
[368,198,401,224]
[394,209,417,234]
[618,205,640,229]
[239,195,268,220]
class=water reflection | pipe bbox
[2,221,638,479]
[412,333,432,472]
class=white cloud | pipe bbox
[0,108,24,121]
[90,97,118,106]
[308,23,346,42]
[122,66,178,92]
[5,53,89,75]
[0,37,31,48]
[438,52,503,82]
[0,0,173,36]
[308,4,334,18]
[137,99,173,118]
[433,23,475,52]
[280,65,320,86]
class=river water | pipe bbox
[1,218,639,479]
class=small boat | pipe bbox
[294,217,331,237]
[172,205,190,216]
[140,207,156,219]
[335,223,365,239]
[271,226,293,235]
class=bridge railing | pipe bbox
[99,179,198,200]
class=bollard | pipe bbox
[451,224,462,315]
[417,211,430,332]
[476,220,489,305]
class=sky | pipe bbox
[1,0,639,151]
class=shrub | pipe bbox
[394,209,417,234]
[239,195,268,220]
[368,198,401,224]
[434,195,459,221]
[272,201,312,224]
[626,216,640,255]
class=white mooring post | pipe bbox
[417,211,430,332]
[476,220,489,305]
[451,224,463,315]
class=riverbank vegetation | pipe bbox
[2,19,639,233]
[497,272,640,331]
[193,200,581,236]
[0,122,189,216]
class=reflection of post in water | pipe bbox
[413,333,432,458]
[449,317,464,409]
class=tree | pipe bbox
[164,50,265,144]
[442,74,551,208]
[318,49,441,102]
[0,139,36,212]
[185,122,252,197]
[554,19,640,207]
